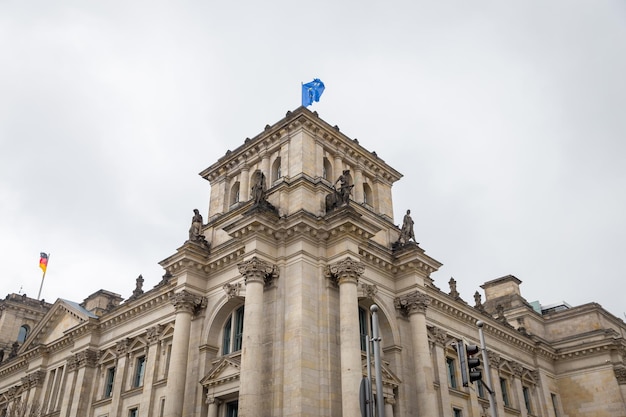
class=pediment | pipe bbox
[361,359,402,389]
[21,299,97,351]
[200,356,241,387]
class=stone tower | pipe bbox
[159,106,442,417]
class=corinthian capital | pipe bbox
[169,290,206,314]
[237,256,279,286]
[394,291,431,316]
[327,257,365,285]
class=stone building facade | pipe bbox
[1,107,625,417]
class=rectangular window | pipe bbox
[453,408,463,417]
[500,378,510,407]
[522,386,532,413]
[477,379,485,398]
[226,400,238,417]
[104,367,115,398]
[233,307,244,352]
[446,357,457,388]
[551,393,559,417]
[359,307,368,351]
[128,407,138,417]
[134,356,146,388]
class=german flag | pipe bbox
[39,252,49,273]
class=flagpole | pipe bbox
[37,253,49,300]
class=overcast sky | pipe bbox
[1,1,624,319]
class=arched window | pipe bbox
[363,183,373,206]
[230,182,240,206]
[272,157,282,182]
[222,306,244,355]
[17,325,29,343]
[323,157,332,181]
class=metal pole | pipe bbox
[477,320,498,417]
[37,253,49,300]
[365,331,373,417]
[371,304,385,417]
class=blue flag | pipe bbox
[302,78,325,107]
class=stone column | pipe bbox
[334,155,343,181]
[206,396,221,417]
[394,291,438,417]
[237,257,278,417]
[384,397,395,417]
[328,257,365,417]
[353,165,364,204]
[139,325,163,417]
[240,165,250,202]
[261,153,270,180]
[163,291,204,417]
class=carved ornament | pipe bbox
[237,256,279,287]
[394,291,431,316]
[326,257,365,286]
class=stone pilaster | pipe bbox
[66,349,98,417]
[431,328,453,417]
[328,257,364,417]
[237,257,278,416]
[139,325,163,417]
[163,291,205,417]
[395,291,438,417]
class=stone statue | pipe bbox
[399,210,415,244]
[335,170,352,205]
[251,169,267,205]
[133,275,144,298]
[325,170,354,212]
[189,209,203,241]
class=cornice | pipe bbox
[426,292,539,357]
[200,108,402,185]
[99,291,171,331]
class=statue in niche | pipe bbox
[245,170,277,215]
[251,169,267,205]
[325,170,354,212]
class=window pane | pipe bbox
[359,307,368,351]
[134,356,146,387]
[234,307,244,352]
[523,386,532,413]
[447,358,457,388]
[500,378,509,406]
[226,400,239,417]
[223,316,232,355]
[105,367,115,397]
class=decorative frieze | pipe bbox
[394,291,431,317]
[237,256,279,287]
[326,257,365,286]
[487,351,502,368]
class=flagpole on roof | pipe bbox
[37,252,49,300]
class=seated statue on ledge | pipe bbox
[326,170,354,212]
[188,209,210,250]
